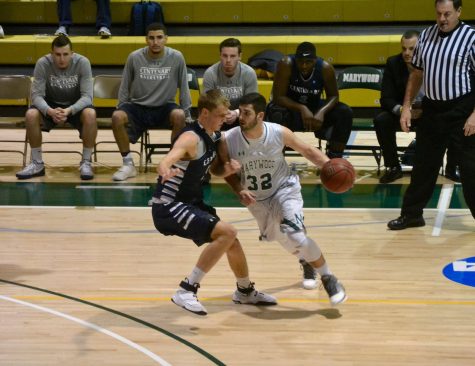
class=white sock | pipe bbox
[236,277,251,289]
[82,147,93,161]
[123,153,134,165]
[315,263,332,277]
[187,266,206,285]
[31,147,43,163]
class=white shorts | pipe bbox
[248,175,305,242]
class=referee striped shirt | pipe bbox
[412,21,475,101]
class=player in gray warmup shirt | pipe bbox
[16,35,97,181]
[203,38,258,130]
[111,22,191,181]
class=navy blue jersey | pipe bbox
[153,121,221,204]
[287,55,324,110]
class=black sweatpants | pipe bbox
[401,93,475,219]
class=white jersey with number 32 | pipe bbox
[225,122,291,200]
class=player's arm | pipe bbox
[400,68,423,132]
[213,134,255,205]
[117,54,134,105]
[316,61,339,121]
[67,57,94,117]
[157,131,197,183]
[282,126,329,167]
[210,134,241,177]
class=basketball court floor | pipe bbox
[1,129,474,365]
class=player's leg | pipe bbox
[78,107,97,180]
[318,102,353,158]
[168,108,186,142]
[111,104,138,181]
[276,182,347,305]
[16,108,45,179]
[225,237,277,306]
[374,111,403,183]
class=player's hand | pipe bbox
[223,159,241,177]
[158,165,181,183]
[238,190,256,206]
[464,112,475,136]
[224,110,239,124]
[400,106,412,132]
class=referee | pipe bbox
[388,0,475,230]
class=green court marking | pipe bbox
[0,278,226,366]
[0,182,468,209]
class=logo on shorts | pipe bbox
[442,256,475,287]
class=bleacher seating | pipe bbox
[1,0,473,169]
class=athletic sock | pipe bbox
[187,266,206,285]
[82,147,93,161]
[31,147,43,163]
[236,277,251,289]
[315,263,332,277]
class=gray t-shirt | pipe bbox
[118,46,191,116]
[31,53,93,116]
[203,61,258,109]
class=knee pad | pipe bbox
[279,231,322,262]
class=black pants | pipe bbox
[374,111,459,168]
[266,101,353,147]
[401,94,475,219]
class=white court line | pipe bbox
[76,185,150,190]
[0,295,171,366]
[432,184,454,237]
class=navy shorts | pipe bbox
[34,104,95,138]
[152,200,220,246]
[118,102,181,144]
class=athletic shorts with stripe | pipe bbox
[152,200,220,246]
[247,175,305,242]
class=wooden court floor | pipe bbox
[0,206,474,365]
[1,128,474,365]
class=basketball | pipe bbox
[320,158,356,193]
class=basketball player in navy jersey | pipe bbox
[151,89,276,316]
[266,42,353,159]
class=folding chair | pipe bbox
[142,67,200,172]
[0,75,31,166]
[93,74,143,171]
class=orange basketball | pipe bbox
[320,158,356,193]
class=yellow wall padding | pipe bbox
[0,35,402,66]
[0,0,473,24]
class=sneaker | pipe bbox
[54,26,68,36]
[379,166,403,184]
[113,164,137,181]
[79,160,94,180]
[98,26,111,38]
[16,161,45,180]
[321,275,347,306]
[232,282,277,306]
[171,279,207,316]
[0,25,4,38]
[299,259,318,290]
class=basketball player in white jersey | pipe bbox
[214,92,347,306]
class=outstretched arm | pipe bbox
[282,126,329,168]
